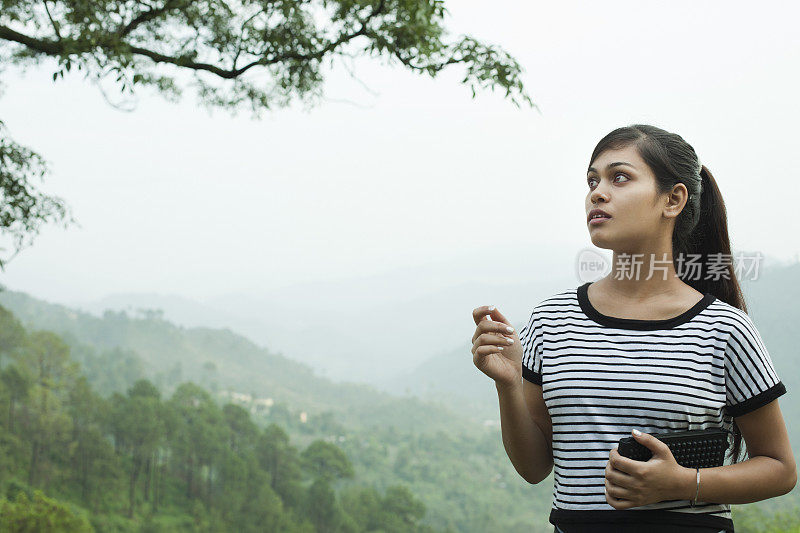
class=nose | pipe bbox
[589,182,610,205]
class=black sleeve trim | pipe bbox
[725,381,787,418]
[522,365,542,385]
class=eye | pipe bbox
[587,173,629,188]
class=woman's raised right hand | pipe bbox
[471,305,522,387]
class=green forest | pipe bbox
[1,265,799,532]
[0,286,559,532]
[0,303,442,532]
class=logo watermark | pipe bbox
[575,250,764,282]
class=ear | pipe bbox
[664,183,689,220]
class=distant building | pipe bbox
[252,397,274,414]
[219,391,276,416]
[220,391,253,404]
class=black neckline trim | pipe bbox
[577,282,716,331]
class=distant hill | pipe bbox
[0,287,474,435]
[66,243,581,386]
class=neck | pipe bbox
[601,248,686,299]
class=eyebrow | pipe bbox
[587,161,637,174]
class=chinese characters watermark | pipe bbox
[575,250,764,283]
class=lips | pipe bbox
[587,208,612,223]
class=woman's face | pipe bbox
[585,145,685,253]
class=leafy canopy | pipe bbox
[0,0,536,268]
[0,0,535,113]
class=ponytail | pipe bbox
[679,164,748,465]
[680,165,748,313]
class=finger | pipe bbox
[478,331,515,349]
[476,331,514,349]
[604,480,635,509]
[490,306,512,327]
[472,305,512,328]
[608,447,640,476]
[604,457,635,492]
[472,309,516,343]
[473,323,508,345]
[474,343,505,357]
[605,465,634,488]
[472,305,497,326]
[605,477,633,500]
[631,429,671,458]
[605,478,635,506]
[604,483,633,510]
[471,306,496,343]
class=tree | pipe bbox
[0,305,26,364]
[222,403,258,454]
[257,423,305,509]
[67,375,119,513]
[305,477,341,533]
[339,484,428,533]
[380,485,426,532]
[167,382,226,503]
[18,331,79,487]
[0,0,534,112]
[0,0,536,266]
[0,489,93,533]
[0,364,31,483]
[110,379,165,517]
[0,123,73,270]
[301,439,354,482]
[339,485,384,532]
[1,364,30,433]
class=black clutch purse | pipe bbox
[617,428,730,469]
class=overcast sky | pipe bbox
[1,0,798,307]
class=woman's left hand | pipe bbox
[604,429,692,509]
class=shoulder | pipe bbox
[522,286,580,330]
[704,299,771,360]
[706,298,760,335]
[527,285,578,315]
[709,298,755,329]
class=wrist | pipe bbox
[495,377,522,394]
[676,466,697,501]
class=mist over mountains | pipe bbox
[5,253,797,432]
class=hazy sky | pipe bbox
[1,0,799,306]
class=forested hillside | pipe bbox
[0,292,556,532]
[0,304,449,531]
[1,276,799,532]
[0,288,475,434]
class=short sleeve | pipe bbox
[519,307,544,385]
[724,311,786,418]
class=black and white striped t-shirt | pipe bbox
[519,282,787,533]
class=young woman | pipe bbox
[471,124,796,533]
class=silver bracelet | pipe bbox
[691,467,700,507]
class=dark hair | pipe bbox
[589,123,748,464]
